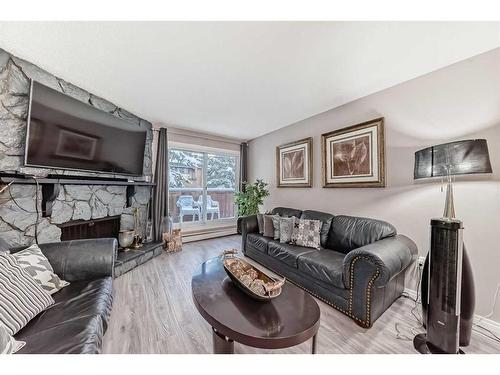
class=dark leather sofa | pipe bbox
[5,238,116,354]
[240,207,417,328]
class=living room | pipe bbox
[1,1,500,372]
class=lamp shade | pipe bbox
[414,139,492,180]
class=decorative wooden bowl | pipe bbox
[221,249,285,302]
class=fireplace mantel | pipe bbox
[0,173,155,218]
[0,174,155,187]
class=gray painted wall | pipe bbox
[248,48,500,322]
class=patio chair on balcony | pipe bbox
[176,195,201,223]
[197,195,220,220]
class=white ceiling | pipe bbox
[1,22,500,140]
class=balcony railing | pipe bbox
[168,187,236,223]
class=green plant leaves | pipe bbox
[234,179,270,216]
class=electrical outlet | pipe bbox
[417,256,426,268]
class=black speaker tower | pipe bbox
[414,218,470,354]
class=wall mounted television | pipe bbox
[25,81,147,176]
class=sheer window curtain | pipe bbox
[152,128,169,242]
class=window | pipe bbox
[168,147,239,226]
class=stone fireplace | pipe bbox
[0,47,154,247]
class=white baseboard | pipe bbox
[182,227,237,243]
[403,287,500,337]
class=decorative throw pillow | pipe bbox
[12,244,69,295]
[263,214,277,238]
[0,252,54,335]
[271,215,281,240]
[291,219,322,250]
[0,323,25,354]
[279,217,295,243]
[256,214,264,234]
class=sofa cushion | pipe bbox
[246,233,273,254]
[267,242,317,268]
[297,250,346,289]
[326,215,397,254]
[271,207,303,218]
[300,210,334,247]
[14,278,113,354]
[15,315,105,354]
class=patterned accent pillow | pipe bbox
[0,323,25,354]
[271,215,281,240]
[279,217,295,243]
[0,252,54,335]
[291,219,322,249]
[12,244,69,295]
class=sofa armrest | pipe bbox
[238,215,258,252]
[38,238,117,282]
[343,234,417,288]
[240,214,258,234]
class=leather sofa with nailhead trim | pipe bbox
[240,207,417,328]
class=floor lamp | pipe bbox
[413,139,492,354]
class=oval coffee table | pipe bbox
[192,256,320,354]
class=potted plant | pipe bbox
[234,179,270,234]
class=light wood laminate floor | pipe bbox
[102,235,500,354]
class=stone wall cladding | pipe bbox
[0,48,153,246]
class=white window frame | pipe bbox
[168,141,240,230]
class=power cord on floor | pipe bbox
[481,283,500,320]
[472,283,500,344]
[394,260,424,341]
[394,322,414,341]
[409,262,424,325]
[472,324,500,343]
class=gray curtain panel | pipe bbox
[239,142,248,191]
[152,128,169,242]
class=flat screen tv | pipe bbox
[25,81,147,176]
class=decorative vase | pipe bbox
[161,214,174,235]
[119,230,135,248]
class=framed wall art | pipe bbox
[276,137,312,188]
[321,117,385,188]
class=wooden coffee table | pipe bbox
[192,257,320,354]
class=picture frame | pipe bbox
[276,137,313,188]
[321,117,385,188]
